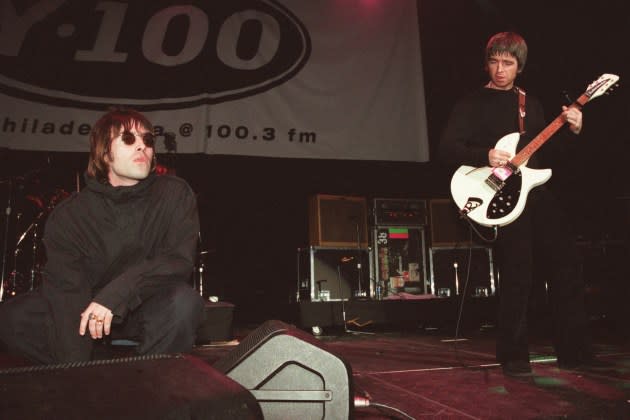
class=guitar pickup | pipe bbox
[486,162,517,191]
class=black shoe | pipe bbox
[502,360,533,377]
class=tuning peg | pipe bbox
[605,83,620,95]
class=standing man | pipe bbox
[0,107,205,363]
[439,32,594,375]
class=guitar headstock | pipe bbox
[585,73,620,101]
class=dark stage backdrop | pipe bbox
[420,0,630,240]
[0,1,628,322]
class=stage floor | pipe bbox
[192,321,630,419]
[2,320,629,419]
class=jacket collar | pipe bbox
[84,172,157,203]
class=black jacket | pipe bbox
[40,173,199,361]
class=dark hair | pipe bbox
[485,32,528,72]
[87,107,154,184]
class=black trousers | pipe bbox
[0,282,205,364]
[495,188,591,365]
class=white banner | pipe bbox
[0,0,429,162]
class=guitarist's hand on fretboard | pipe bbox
[561,105,583,134]
[488,148,512,167]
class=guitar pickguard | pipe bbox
[486,171,522,220]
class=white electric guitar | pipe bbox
[450,73,619,227]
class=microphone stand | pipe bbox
[29,219,41,291]
[335,218,373,335]
[337,264,373,335]
[355,222,363,297]
[0,179,14,302]
[441,258,468,343]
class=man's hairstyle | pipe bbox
[87,107,154,184]
[485,32,528,72]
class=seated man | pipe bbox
[0,107,205,364]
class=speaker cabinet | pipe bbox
[214,320,353,420]
[309,194,368,248]
[429,198,474,246]
[429,246,496,297]
[196,301,235,343]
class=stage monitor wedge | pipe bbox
[0,354,262,419]
[215,319,353,419]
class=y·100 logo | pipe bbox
[0,0,311,110]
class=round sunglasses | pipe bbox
[120,130,155,148]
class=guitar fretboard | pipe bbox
[511,92,589,167]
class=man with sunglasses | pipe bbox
[0,107,205,363]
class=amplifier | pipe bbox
[429,198,473,246]
[373,198,427,226]
[309,194,369,248]
[372,225,428,296]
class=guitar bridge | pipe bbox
[485,174,504,191]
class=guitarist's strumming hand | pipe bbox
[488,148,512,167]
[562,105,583,134]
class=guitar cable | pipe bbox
[458,211,499,244]
[448,218,497,368]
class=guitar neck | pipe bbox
[511,92,589,167]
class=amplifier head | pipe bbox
[373,198,427,226]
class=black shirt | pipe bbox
[438,87,546,168]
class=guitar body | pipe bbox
[450,132,552,227]
[448,73,619,227]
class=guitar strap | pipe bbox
[514,86,526,135]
